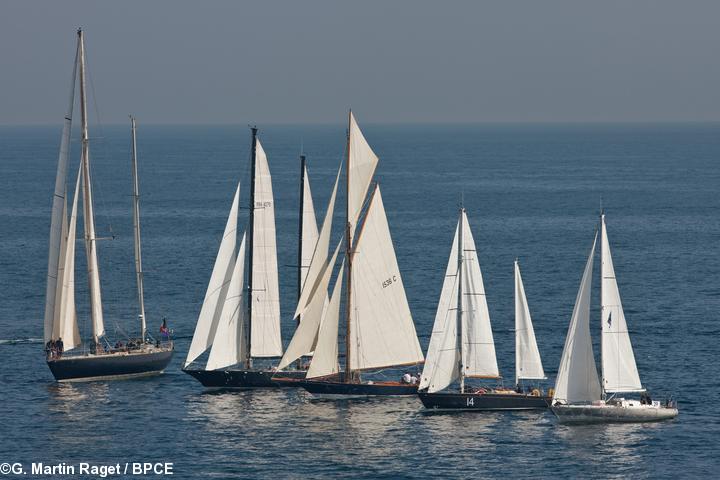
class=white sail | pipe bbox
[250,139,282,357]
[349,186,424,371]
[419,222,461,393]
[278,242,341,370]
[44,36,78,343]
[185,184,239,367]
[515,260,545,383]
[306,261,344,379]
[553,233,602,404]
[347,112,378,236]
[52,167,81,350]
[600,215,643,393]
[207,233,247,370]
[460,212,499,378]
[300,164,320,292]
[293,165,341,319]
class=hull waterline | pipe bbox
[182,368,307,388]
[551,404,679,424]
[298,379,418,397]
[418,391,551,411]
[47,348,173,382]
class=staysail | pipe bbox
[306,260,344,379]
[553,232,602,404]
[514,260,545,383]
[419,221,461,393]
[185,185,239,367]
[600,215,643,393]
[349,186,424,371]
[249,139,282,357]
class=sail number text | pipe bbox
[382,275,398,288]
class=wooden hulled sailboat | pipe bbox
[551,213,678,423]
[183,128,306,388]
[417,209,551,410]
[44,30,173,381]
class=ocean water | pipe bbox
[0,123,718,478]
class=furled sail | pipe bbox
[553,233,602,404]
[294,166,341,319]
[514,260,545,383]
[419,222,461,393]
[306,261,344,379]
[277,242,341,370]
[207,233,247,370]
[349,186,424,371]
[459,212,499,378]
[600,215,643,393]
[185,184,239,367]
[250,139,282,357]
[347,112,378,236]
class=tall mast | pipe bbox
[130,116,146,341]
[344,110,353,383]
[297,153,306,326]
[599,211,605,398]
[78,28,104,345]
[246,126,258,368]
[457,208,465,393]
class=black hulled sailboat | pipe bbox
[44,30,173,381]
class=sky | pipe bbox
[1,0,719,125]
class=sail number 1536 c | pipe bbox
[382,275,398,288]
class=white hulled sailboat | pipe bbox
[276,111,425,396]
[417,209,551,410]
[45,30,173,381]
[551,213,678,423]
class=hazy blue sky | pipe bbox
[1,0,719,124]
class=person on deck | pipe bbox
[159,318,170,340]
[56,338,64,358]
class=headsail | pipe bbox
[553,232,602,404]
[185,184,239,367]
[514,260,545,384]
[419,221,461,393]
[600,215,643,393]
[249,139,282,357]
[306,260,344,379]
[349,186,424,371]
[300,162,320,293]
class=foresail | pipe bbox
[185,184,239,367]
[81,151,105,339]
[515,261,545,382]
[553,233,602,404]
[349,186,424,371]
[207,233,246,370]
[306,261,344,379]
[278,241,341,370]
[419,221,461,393]
[600,215,643,393]
[347,112,378,236]
[250,139,282,357]
[460,212,499,378]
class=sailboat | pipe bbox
[417,209,551,410]
[183,128,308,388]
[275,111,425,396]
[44,30,173,381]
[551,213,679,423]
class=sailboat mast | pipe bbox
[130,116,146,341]
[246,126,258,368]
[457,208,465,393]
[599,212,606,398]
[297,154,306,327]
[344,110,353,383]
[78,29,104,345]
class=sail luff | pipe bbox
[514,260,546,384]
[45,32,79,343]
[78,30,104,342]
[130,116,146,340]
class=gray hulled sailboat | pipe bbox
[45,30,173,381]
[551,213,678,423]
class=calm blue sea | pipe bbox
[0,123,718,478]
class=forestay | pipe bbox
[349,186,424,371]
[306,261,344,379]
[185,185,239,367]
[515,261,545,383]
[553,233,602,404]
[250,139,282,357]
[600,215,643,393]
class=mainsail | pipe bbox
[553,233,602,404]
[600,215,643,393]
[249,139,282,357]
[514,260,545,384]
[349,186,424,371]
[185,185,239,367]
